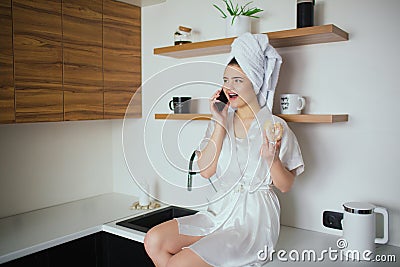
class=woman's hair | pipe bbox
[228,57,239,66]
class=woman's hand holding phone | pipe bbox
[215,88,229,111]
[210,89,229,128]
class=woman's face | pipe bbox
[223,64,257,109]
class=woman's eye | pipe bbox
[234,79,243,83]
[223,79,228,83]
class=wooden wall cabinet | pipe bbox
[13,0,63,123]
[63,0,104,121]
[0,0,15,124]
[103,0,141,119]
[0,0,141,124]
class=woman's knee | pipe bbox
[144,220,178,255]
[144,227,162,256]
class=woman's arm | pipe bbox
[196,123,226,178]
[196,90,229,179]
[261,140,296,193]
[269,154,296,193]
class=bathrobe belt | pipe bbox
[233,179,271,194]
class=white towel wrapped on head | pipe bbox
[227,32,282,110]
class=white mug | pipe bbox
[280,94,306,114]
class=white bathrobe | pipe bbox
[176,107,304,267]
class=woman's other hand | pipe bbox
[260,132,281,165]
[261,132,296,193]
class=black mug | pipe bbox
[169,97,191,114]
[297,0,314,28]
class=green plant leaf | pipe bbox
[239,1,252,14]
[213,4,227,18]
[231,14,237,25]
[214,0,263,20]
[242,7,263,17]
[224,0,235,16]
[227,0,236,15]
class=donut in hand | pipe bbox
[264,121,284,143]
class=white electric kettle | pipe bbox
[341,202,388,259]
[324,202,389,260]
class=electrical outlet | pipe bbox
[323,210,343,230]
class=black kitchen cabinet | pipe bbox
[47,233,101,267]
[0,251,48,267]
[1,233,101,267]
[101,232,154,267]
[1,232,154,267]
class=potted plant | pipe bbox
[213,0,263,37]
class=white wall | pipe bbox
[113,0,400,246]
[0,120,114,218]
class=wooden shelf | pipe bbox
[154,24,349,58]
[155,113,212,121]
[277,114,348,123]
[154,113,348,123]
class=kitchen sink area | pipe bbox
[116,206,198,233]
[1,194,399,266]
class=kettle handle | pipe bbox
[374,206,389,244]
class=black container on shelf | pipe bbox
[297,0,315,28]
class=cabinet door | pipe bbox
[13,0,63,123]
[1,233,104,267]
[103,0,141,119]
[0,0,15,123]
[47,234,99,267]
[0,251,48,267]
[100,232,154,267]
[63,0,104,121]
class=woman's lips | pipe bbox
[228,92,238,100]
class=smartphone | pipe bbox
[214,90,229,112]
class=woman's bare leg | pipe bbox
[144,219,204,267]
[167,248,211,267]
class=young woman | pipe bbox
[144,33,304,267]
